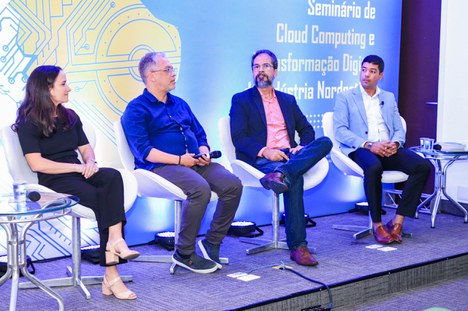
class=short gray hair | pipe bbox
[138,52,166,84]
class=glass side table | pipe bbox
[0,192,78,311]
[410,147,468,228]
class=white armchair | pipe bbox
[0,122,137,299]
[113,120,227,274]
[218,117,329,255]
[322,112,409,239]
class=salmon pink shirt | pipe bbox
[257,88,291,157]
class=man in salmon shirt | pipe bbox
[230,49,332,266]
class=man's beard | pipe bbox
[255,73,273,88]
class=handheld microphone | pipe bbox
[193,150,222,159]
[27,191,41,202]
[2,191,40,202]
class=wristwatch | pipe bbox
[366,142,373,150]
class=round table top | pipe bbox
[0,192,78,217]
[409,146,468,159]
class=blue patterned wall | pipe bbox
[0,0,402,260]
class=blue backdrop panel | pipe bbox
[123,0,403,245]
[141,0,402,137]
[0,0,403,252]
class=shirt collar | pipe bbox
[143,88,172,105]
[257,87,276,100]
[359,84,381,100]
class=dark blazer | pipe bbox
[230,87,315,165]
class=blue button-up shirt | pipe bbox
[121,89,209,170]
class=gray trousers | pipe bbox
[152,163,242,255]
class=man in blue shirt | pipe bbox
[121,52,242,274]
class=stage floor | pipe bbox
[1,209,468,311]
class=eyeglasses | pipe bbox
[151,67,177,74]
[252,63,273,71]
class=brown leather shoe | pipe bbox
[290,246,318,266]
[373,225,395,244]
[259,172,288,194]
[386,220,403,243]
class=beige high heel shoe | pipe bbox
[105,238,140,265]
[102,275,137,300]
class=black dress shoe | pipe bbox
[259,172,288,194]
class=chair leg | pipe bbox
[240,193,289,255]
[333,224,373,239]
[333,211,413,240]
[19,216,132,299]
[333,212,373,240]
[134,199,229,273]
[172,200,228,270]
[132,201,180,274]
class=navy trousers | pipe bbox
[253,137,332,251]
[350,148,431,223]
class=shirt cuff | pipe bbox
[258,147,267,157]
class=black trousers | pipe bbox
[41,168,127,266]
[349,148,431,223]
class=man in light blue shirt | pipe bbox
[334,55,431,245]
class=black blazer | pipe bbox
[230,87,315,165]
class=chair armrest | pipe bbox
[133,169,219,202]
[25,183,96,219]
[116,168,138,211]
[133,169,186,200]
[330,149,364,178]
[230,160,264,188]
[303,158,329,190]
[381,171,409,183]
[330,149,408,183]
[232,158,330,191]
